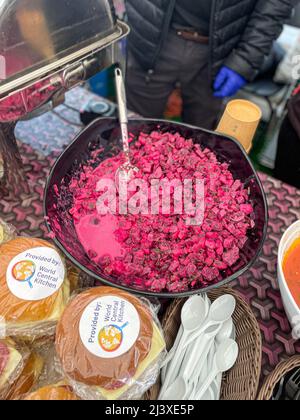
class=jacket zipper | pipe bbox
[147,0,177,80]
[209,0,217,85]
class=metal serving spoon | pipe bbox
[114,67,139,185]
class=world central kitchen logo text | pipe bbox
[88,300,127,352]
[12,252,60,290]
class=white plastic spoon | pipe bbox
[159,377,188,401]
[194,339,239,400]
[168,296,211,383]
[201,322,234,401]
[162,295,210,372]
[215,373,223,400]
[209,378,221,400]
[193,341,223,401]
[161,325,183,383]
[164,324,221,401]
[207,342,217,379]
[159,295,208,397]
[198,344,212,385]
[199,387,214,401]
[180,295,236,389]
[172,297,210,378]
[193,345,220,401]
[213,321,235,399]
[169,316,233,400]
[203,343,222,400]
[183,323,221,381]
[216,318,234,344]
[170,296,235,400]
[182,295,236,350]
[188,319,234,399]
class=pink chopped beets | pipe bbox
[69,131,255,293]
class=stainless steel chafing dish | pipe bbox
[0,0,129,121]
[0,0,129,196]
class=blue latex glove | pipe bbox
[214,66,247,98]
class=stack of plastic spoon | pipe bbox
[159,295,209,398]
[159,294,239,401]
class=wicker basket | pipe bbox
[258,356,300,400]
[145,287,262,401]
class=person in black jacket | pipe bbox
[125,0,298,129]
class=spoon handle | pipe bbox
[194,369,218,401]
[216,373,222,400]
[159,331,188,398]
[161,326,183,383]
[115,67,130,159]
[188,339,215,400]
[182,334,210,380]
[161,326,183,369]
[115,67,128,125]
[182,323,207,350]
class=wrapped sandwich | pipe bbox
[0,237,72,340]
[56,287,166,400]
[0,339,29,399]
[6,351,44,400]
[23,384,78,400]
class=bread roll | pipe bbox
[24,385,78,400]
[56,287,153,390]
[0,238,70,338]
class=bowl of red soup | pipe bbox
[278,220,300,332]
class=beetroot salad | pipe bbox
[69,131,255,293]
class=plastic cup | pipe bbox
[217,100,262,154]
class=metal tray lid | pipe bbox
[0,0,121,97]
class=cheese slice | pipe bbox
[0,340,23,390]
[0,225,4,244]
[94,322,165,400]
[6,278,71,333]
[6,352,44,400]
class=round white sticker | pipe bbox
[6,247,65,301]
[79,296,141,359]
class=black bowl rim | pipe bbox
[43,117,269,299]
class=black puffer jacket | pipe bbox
[126,0,298,81]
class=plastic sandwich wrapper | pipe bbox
[14,338,80,400]
[13,341,72,400]
[22,382,79,400]
[54,286,167,400]
[0,236,78,342]
[0,338,72,400]
[0,219,17,245]
[0,337,44,400]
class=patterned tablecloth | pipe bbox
[1,87,299,380]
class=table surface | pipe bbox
[2,87,299,381]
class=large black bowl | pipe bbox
[44,118,268,298]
